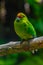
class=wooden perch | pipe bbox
[0,36,43,56]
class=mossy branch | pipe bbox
[0,36,43,56]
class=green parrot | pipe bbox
[14,12,36,40]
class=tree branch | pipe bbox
[0,36,43,56]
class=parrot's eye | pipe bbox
[16,17,20,22]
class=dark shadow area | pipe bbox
[14,52,29,65]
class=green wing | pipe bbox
[24,21,36,38]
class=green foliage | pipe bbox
[0,50,43,65]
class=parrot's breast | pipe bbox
[14,23,33,40]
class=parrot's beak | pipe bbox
[16,17,20,22]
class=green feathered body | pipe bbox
[14,13,36,40]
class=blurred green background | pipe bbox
[0,0,43,65]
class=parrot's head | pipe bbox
[17,12,25,18]
[15,12,27,24]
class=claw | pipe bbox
[31,49,38,54]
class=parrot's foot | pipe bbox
[20,39,26,44]
[31,49,38,54]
